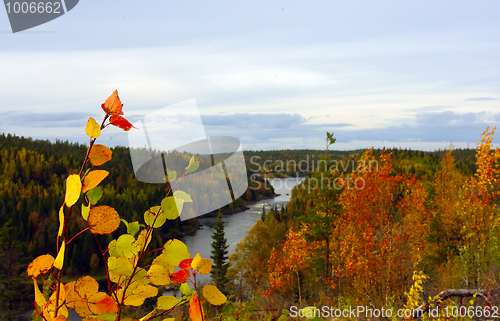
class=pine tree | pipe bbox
[261,204,266,221]
[210,214,229,292]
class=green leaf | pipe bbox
[127,221,140,237]
[166,169,177,181]
[93,313,117,321]
[144,206,167,228]
[161,196,180,220]
[108,239,118,257]
[180,283,191,295]
[157,295,179,311]
[163,239,190,267]
[82,203,90,220]
[108,256,133,277]
[173,190,193,203]
[115,234,140,258]
[130,268,149,285]
[185,156,199,174]
[86,186,103,205]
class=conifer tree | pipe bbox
[210,214,229,292]
[0,219,29,321]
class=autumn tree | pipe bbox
[334,149,429,306]
[457,126,500,290]
[265,228,317,305]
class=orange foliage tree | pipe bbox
[332,149,429,306]
[265,228,318,304]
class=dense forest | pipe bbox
[0,132,276,318]
[0,126,497,320]
[225,129,499,320]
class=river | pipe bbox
[60,177,304,320]
[178,177,305,285]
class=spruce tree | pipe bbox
[0,219,30,321]
[210,214,229,292]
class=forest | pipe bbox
[0,93,498,320]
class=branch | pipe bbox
[419,288,500,314]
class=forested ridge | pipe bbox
[0,133,274,277]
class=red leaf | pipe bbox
[170,269,190,283]
[110,115,136,131]
[179,258,193,270]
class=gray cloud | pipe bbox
[0,110,91,127]
[416,110,483,125]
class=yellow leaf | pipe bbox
[202,284,227,305]
[58,205,64,237]
[85,117,101,139]
[27,254,55,279]
[48,284,67,306]
[33,279,46,308]
[135,230,152,251]
[118,284,158,306]
[147,264,171,286]
[82,170,109,193]
[157,295,179,310]
[65,174,82,207]
[88,205,121,235]
[54,241,66,270]
[139,308,158,321]
[191,252,212,275]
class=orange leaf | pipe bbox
[88,144,112,166]
[88,292,118,314]
[64,281,79,309]
[191,253,212,275]
[110,115,136,131]
[170,269,190,283]
[189,295,204,321]
[101,90,124,116]
[82,170,109,193]
[88,206,121,235]
[27,254,55,279]
[75,275,99,299]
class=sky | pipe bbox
[1,1,500,151]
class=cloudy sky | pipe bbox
[1,1,499,151]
